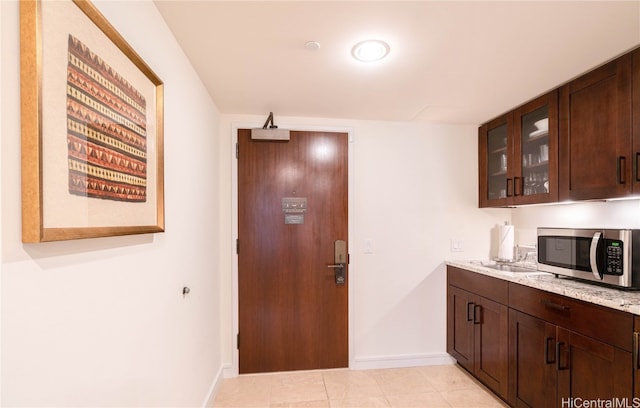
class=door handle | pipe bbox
[618,156,627,184]
[506,178,513,197]
[514,176,521,196]
[328,240,347,285]
[473,304,481,324]
[466,302,475,322]
[556,341,569,371]
[634,332,640,369]
[544,337,556,364]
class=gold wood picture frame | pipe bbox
[20,0,164,242]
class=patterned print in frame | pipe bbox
[66,34,147,203]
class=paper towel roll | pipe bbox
[498,224,514,261]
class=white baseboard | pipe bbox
[216,354,455,386]
[350,353,455,370]
[202,363,232,408]
[222,362,235,378]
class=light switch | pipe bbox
[450,239,464,252]
[364,239,374,254]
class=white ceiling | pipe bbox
[154,1,640,125]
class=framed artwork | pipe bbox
[20,0,164,242]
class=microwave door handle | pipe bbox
[590,232,604,280]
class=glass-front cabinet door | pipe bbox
[513,91,558,205]
[479,115,512,207]
[479,90,557,208]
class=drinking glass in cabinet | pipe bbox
[540,144,549,162]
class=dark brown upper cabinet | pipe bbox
[633,49,640,194]
[480,46,640,207]
[479,114,512,207]
[479,91,558,207]
[559,52,633,201]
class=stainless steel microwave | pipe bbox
[537,228,640,288]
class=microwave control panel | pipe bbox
[605,240,623,275]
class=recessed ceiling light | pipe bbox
[304,41,321,51]
[351,40,390,62]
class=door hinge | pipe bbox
[236,239,239,254]
[237,333,240,349]
[235,142,239,159]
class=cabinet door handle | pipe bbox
[634,332,640,369]
[556,341,569,371]
[506,178,513,197]
[541,299,569,313]
[618,156,627,185]
[466,302,474,322]
[514,176,521,196]
[544,337,556,364]
[473,304,481,325]
[636,153,640,182]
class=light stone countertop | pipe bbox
[446,260,640,316]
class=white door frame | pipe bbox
[228,122,355,377]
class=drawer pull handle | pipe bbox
[542,300,569,312]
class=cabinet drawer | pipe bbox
[509,283,633,351]
[447,266,508,304]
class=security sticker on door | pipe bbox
[282,197,307,224]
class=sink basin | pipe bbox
[469,260,538,273]
[483,264,536,273]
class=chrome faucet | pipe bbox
[516,244,537,266]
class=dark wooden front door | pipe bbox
[237,129,348,374]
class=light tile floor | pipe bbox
[211,364,509,408]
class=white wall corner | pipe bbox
[202,364,230,408]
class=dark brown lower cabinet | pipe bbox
[509,309,632,407]
[508,309,556,407]
[447,267,508,400]
[557,328,632,403]
[448,266,636,407]
[473,294,508,397]
[634,316,640,397]
[448,285,474,371]
[509,283,633,406]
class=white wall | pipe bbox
[1,1,223,406]
[512,199,640,245]
[0,0,4,398]
[218,114,510,372]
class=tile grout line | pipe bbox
[321,370,331,408]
